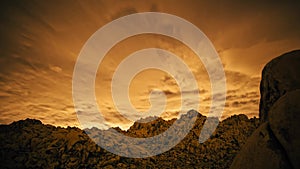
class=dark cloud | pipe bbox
[150,4,159,12]
[231,99,259,108]
[150,88,207,97]
[226,91,259,100]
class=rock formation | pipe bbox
[269,90,300,168]
[259,50,300,122]
[231,50,300,169]
[0,113,259,169]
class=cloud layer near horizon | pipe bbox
[0,0,299,129]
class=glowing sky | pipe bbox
[0,0,299,129]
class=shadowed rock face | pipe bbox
[259,50,300,122]
[269,90,300,168]
[0,113,259,169]
[231,50,300,169]
[230,123,292,169]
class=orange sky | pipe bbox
[0,0,299,129]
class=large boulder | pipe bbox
[259,50,300,122]
[269,90,300,168]
[230,122,292,169]
[231,50,300,169]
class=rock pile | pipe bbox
[0,112,259,169]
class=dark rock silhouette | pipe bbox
[259,50,300,122]
[269,90,300,168]
[231,50,300,169]
[230,122,292,169]
[0,113,259,169]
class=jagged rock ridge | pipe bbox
[0,112,259,169]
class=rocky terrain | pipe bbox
[0,112,259,169]
[1,50,300,169]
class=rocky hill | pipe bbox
[0,112,259,169]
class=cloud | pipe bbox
[0,57,79,127]
[49,65,62,73]
[0,0,299,129]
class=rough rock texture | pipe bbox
[0,113,259,169]
[269,90,300,168]
[259,50,300,122]
[230,123,292,169]
[231,50,300,169]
